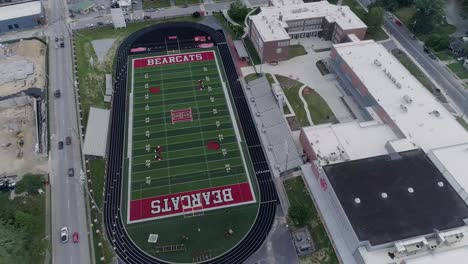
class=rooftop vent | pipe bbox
[374,59,381,67]
[354,197,361,204]
[437,181,444,187]
[400,104,408,112]
[431,110,441,117]
[403,95,413,104]
[408,187,414,193]
[381,192,388,199]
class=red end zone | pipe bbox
[133,51,215,68]
[129,183,255,222]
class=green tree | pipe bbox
[411,0,444,34]
[228,1,250,24]
[288,205,311,227]
[365,6,384,34]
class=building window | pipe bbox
[8,25,13,30]
[14,24,19,29]
[276,48,282,54]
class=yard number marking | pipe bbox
[225,163,231,172]
[145,83,149,88]
[222,148,227,156]
[215,120,220,128]
[145,104,149,111]
[146,160,151,168]
[218,134,224,141]
[207,86,212,92]
[210,96,215,103]
[212,108,218,115]
[145,93,149,100]
[145,130,150,138]
[145,117,150,124]
[203,67,208,72]
[146,144,151,152]
[146,176,151,185]
[144,73,149,79]
[205,76,210,81]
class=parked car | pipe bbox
[457,57,465,62]
[61,227,69,243]
[97,22,104,26]
[54,90,61,98]
[58,141,64,150]
[66,136,71,145]
[395,19,402,26]
[60,42,64,48]
[409,34,416,40]
[428,53,437,60]
[68,168,74,177]
[146,8,156,12]
[54,37,59,42]
[144,15,151,20]
[423,46,429,53]
[73,232,79,243]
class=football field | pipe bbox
[126,49,256,223]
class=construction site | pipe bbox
[0,39,48,178]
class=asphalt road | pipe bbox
[47,0,91,263]
[383,16,468,115]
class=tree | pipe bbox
[425,34,449,51]
[411,0,444,34]
[365,6,384,33]
[228,1,250,24]
[288,205,311,227]
[192,11,201,18]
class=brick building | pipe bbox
[248,0,367,63]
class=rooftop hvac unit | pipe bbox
[436,230,464,245]
[256,112,261,117]
[431,110,441,117]
[396,82,402,89]
[383,68,387,73]
[329,152,338,162]
[374,59,382,67]
[394,237,428,255]
[268,145,273,151]
[403,95,413,104]
[391,76,396,83]
[250,98,255,102]
[400,104,408,112]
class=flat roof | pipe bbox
[250,0,366,42]
[302,121,398,165]
[83,107,110,157]
[332,40,468,151]
[324,149,468,246]
[0,1,42,21]
[233,40,249,58]
[405,246,468,264]
[430,143,468,201]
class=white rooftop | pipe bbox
[302,121,397,165]
[250,0,366,42]
[0,1,42,21]
[430,143,468,202]
[333,40,468,151]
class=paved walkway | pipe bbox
[241,49,355,123]
[298,85,314,125]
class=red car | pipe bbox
[395,19,402,26]
[73,232,79,243]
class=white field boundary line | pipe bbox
[127,58,136,224]
[131,173,246,194]
[126,50,257,224]
[132,164,245,182]
[214,49,257,204]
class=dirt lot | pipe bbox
[0,101,48,177]
[0,39,47,97]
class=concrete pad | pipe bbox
[91,38,116,63]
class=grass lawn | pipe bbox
[392,49,446,102]
[457,116,468,131]
[284,177,338,264]
[302,87,336,124]
[143,0,171,9]
[74,16,202,127]
[342,0,388,41]
[243,37,261,65]
[0,183,47,264]
[434,51,454,61]
[175,0,200,6]
[394,7,416,26]
[87,158,115,264]
[288,45,307,59]
[276,75,310,127]
[213,12,244,40]
[447,62,468,79]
